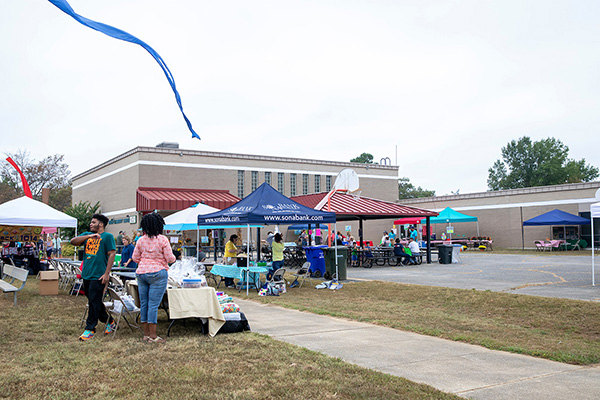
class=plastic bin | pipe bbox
[303,246,326,277]
[437,244,453,264]
[323,246,347,280]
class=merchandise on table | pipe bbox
[220,302,240,313]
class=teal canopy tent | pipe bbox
[422,207,478,238]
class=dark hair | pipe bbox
[274,233,282,243]
[229,234,238,242]
[92,213,109,228]
[140,213,165,238]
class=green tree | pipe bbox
[350,153,375,164]
[63,200,100,238]
[488,137,599,190]
[1,150,72,209]
[398,177,435,199]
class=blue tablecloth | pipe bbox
[210,264,268,289]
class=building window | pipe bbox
[290,173,297,196]
[326,175,332,191]
[277,172,285,194]
[237,170,245,198]
[302,174,309,195]
[265,171,271,186]
[251,171,258,192]
[314,175,321,192]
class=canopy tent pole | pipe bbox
[196,226,200,261]
[592,216,595,286]
[247,224,250,296]
[334,222,338,281]
[476,221,480,237]
[426,216,431,264]
[520,207,525,250]
[257,227,261,261]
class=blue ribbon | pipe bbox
[48,0,200,140]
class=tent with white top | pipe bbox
[0,196,77,228]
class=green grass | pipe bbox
[0,278,459,400]
[242,280,600,365]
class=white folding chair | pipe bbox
[292,262,312,288]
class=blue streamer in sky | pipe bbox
[48,0,200,140]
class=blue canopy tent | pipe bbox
[523,209,590,253]
[287,223,329,230]
[522,209,591,226]
[198,183,337,294]
[421,207,478,239]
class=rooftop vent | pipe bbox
[156,142,179,149]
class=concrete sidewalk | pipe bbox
[235,298,600,399]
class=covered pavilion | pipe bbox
[291,191,438,263]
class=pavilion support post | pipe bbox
[308,223,313,246]
[426,217,431,264]
[359,218,364,246]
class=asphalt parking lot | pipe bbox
[346,252,600,302]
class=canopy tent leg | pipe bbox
[334,222,339,281]
[476,221,479,237]
[426,217,431,264]
[592,217,595,286]
[196,226,200,261]
[247,224,250,296]
[257,227,261,261]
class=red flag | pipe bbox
[6,157,33,198]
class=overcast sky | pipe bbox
[1,0,599,196]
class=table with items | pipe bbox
[126,280,225,337]
[210,264,269,292]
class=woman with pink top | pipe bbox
[132,213,176,343]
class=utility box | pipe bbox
[39,270,60,295]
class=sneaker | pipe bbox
[79,330,95,341]
[104,321,116,335]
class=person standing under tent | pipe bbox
[70,214,116,341]
[116,231,124,254]
[45,235,53,259]
[223,234,240,288]
[268,233,285,280]
[132,213,176,343]
[120,235,137,269]
[410,227,418,241]
[52,233,62,258]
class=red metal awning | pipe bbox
[136,187,240,212]
[291,191,437,221]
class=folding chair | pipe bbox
[291,262,312,288]
[80,287,114,328]
[106,287,142,337]
[267,267,287,292]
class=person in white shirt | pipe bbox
[408,238,420,264]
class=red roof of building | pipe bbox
[136,187,240,212]
[291,191,437,221]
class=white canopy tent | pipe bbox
[0,196,77,228]
[590,202,600,286]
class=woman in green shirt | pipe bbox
[268,233,285,279]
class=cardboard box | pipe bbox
[39,270,59,295]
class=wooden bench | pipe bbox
[1,264,29,306]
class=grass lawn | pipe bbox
[0,278,458,400]
[240,279,600,365]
